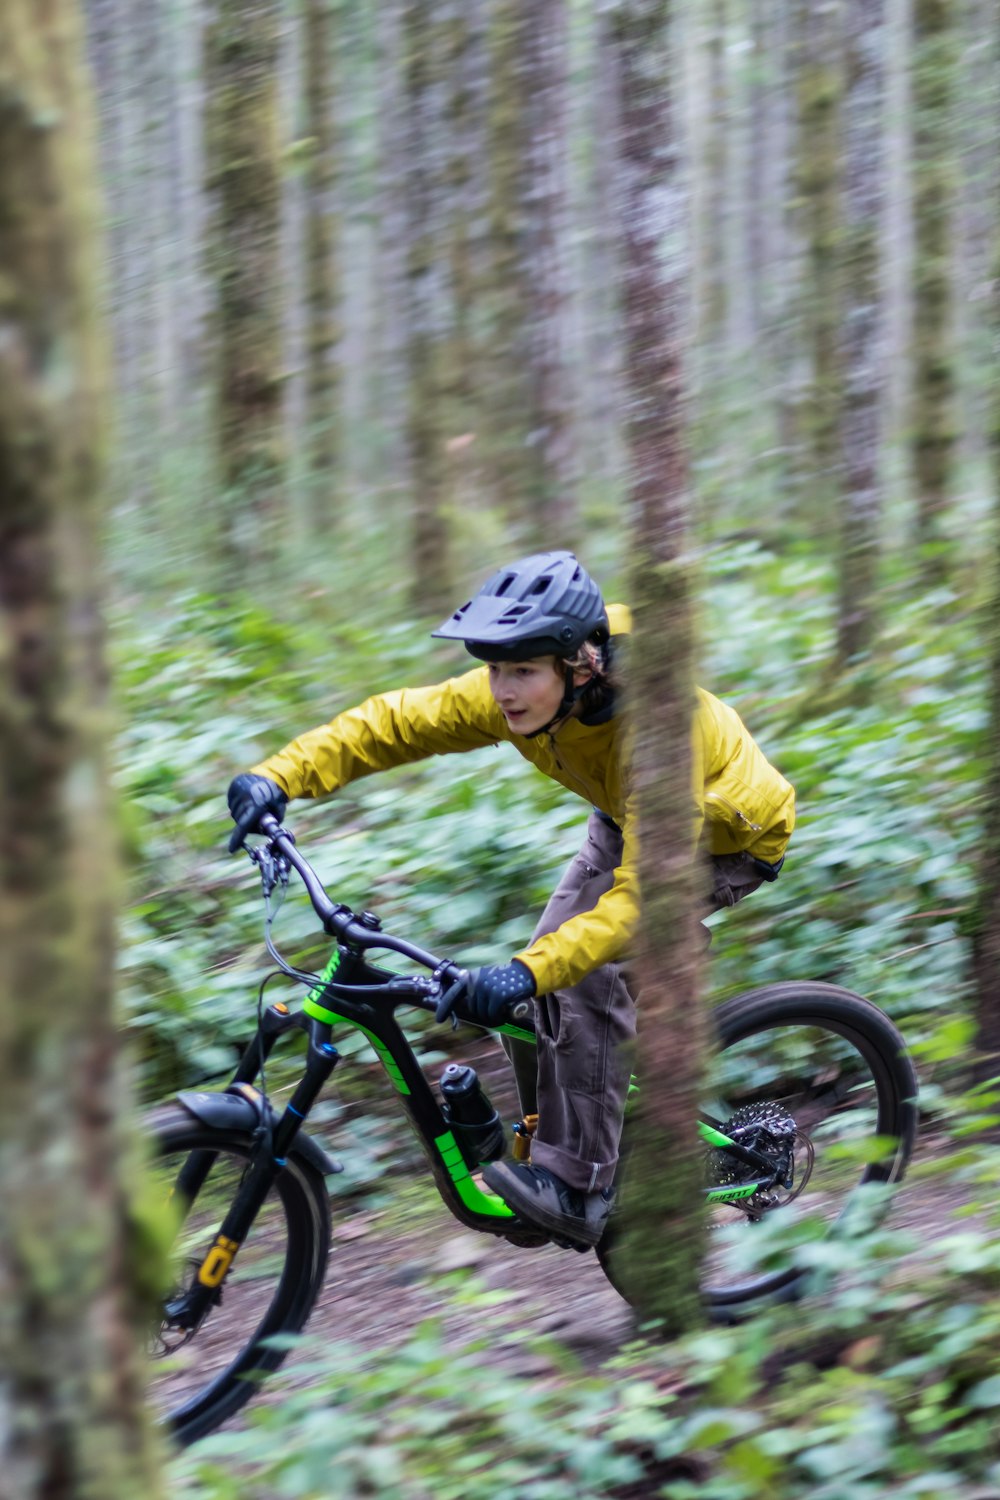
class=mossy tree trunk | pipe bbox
[0,3,166,1495]
[910,0,957,578]
[304,0,342,532]
[206,0,284,583]
[971,237,1000,1082]
[610,0,706,1336]
[837,0,885,672]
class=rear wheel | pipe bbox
[598,983,918,1313]
[146,1105,331,1446]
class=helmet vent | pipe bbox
[494,574,516,597]
[529,577,551,595]
[496,605,531,622]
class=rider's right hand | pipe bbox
[226,774,288,853]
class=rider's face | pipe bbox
[487,658,589,735]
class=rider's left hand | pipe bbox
[468,960,536,1024]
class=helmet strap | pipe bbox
[524,664,592,740]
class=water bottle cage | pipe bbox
[442,1105,506,1168]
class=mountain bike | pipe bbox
[147,815,918,1446]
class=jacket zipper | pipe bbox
[704,790,762,832]
[547,732,599,808]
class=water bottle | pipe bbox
[439,1064,505,1166]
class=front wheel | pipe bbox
[145,1105,331,1446]
[598,983,918,1314]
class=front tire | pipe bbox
[598,983,918,1314]
[146,1105,331,1446]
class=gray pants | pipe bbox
[502,812,769,1194]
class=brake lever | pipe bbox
[433,967,471,1024]
[249,842,288,899]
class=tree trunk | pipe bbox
[794,0,844,529]
[371,0,412,503]
[402,0,452,613]
[837,0,885,671]
[205,0,284,584]
[701,0,729,349]
[0,3,166,1495]
[971,234,1000,1081]
[579,3,625,497]
[484,0,577,548]
[910,0,957,576]
[304,0,342,532]
[519,0,578,545]
[610,0,705,1336]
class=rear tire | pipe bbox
[597,983,918,1314]
[146,1105,331,1446]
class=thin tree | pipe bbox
[402,0,453,612]
[836,0,885,670]
[700,0,729,349]
[519,0,578,544]
[0,2,166,1494]
[205,0,284,582]
[304,0,341,531]
[610,0,706,1334]
[484,0,577,548]
[910,0,957,577]
[792,0,844,529]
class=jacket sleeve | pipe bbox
[691,690,795,864]
[512,797,640,995]
[251,670,504,800]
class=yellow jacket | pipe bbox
[254,605,795,995]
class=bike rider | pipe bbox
[227,551,795,1248]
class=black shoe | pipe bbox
[481,1160,614,1248]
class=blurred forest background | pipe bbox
[4,0,1000,1492]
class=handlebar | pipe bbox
[252,814,533,1026]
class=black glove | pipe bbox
[226,773,288,853]
[467,960,536,1025]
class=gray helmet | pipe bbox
[433,551,609,662]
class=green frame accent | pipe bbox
[705,1182,759,1203]
[303,994,412,1095]
[434,1131,515,1218]
[304,951,412,1094]
[698,1121,737,1149]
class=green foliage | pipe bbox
[166,1152,1000,1498]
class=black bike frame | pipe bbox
[169,824,786,1315]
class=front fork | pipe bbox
[163,1003,340,1331]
